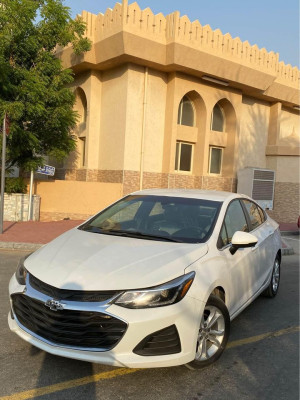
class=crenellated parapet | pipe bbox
[77,0,299,90]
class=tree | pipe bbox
[0,0,91,170]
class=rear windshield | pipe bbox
[79,195,222,244]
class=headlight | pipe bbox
[15,254,31,285]
[113,272,195,309]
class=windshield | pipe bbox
[79,195,222,243]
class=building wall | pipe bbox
[266,155,300,223]
[43,1,299,223]
[99,66,128,171]
[44,64,299,223]
[35,181,123,221]
[46,64,299,222]
[280,108,300,141]
[143,69,167,174]
[238,97,270,170]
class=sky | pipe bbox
[63,0,300,67]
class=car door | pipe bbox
[217,199,259,316]
[241,199,274,291]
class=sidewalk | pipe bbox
[279,222,299,234]
[0,220,84,250]
[0,219,297,254]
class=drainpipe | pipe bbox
[139,67,148,190]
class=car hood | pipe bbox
[25,228,208,290]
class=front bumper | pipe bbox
[8,274,204,368]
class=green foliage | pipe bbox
[0,0,91,170]
[5,177,27,194]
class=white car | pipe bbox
[8,189,281,369]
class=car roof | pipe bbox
[131,189,243,202]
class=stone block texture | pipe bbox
[266,182,299,223]
[3,194,40,221]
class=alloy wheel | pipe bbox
[195,305,225,361]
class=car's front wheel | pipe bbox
[186,295,230,369]
[263,256,280,298]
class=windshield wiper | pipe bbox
[82,226,103,233]
[119,231,183,242]
[83,228,182,242]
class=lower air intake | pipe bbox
[133,325,181,356]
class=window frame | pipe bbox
[175,141,194,173]
[177,95,195,127]
[210,103,225,132]
[208,146,223,175]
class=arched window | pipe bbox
[75,88,87,124]
[211,103,225,132]
[177,95,195,127]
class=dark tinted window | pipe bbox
[242,200,263,230]
[177,95,194,127]
[209,147,222,174]
[179,143,192,171]
[175,142,193,172]
[218,200,249,248]
[211,103,225,132]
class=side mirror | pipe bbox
[229,231,258,255]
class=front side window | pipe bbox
[218,224,229,248]
[80,195,222,244]
[218,200,249,248]
[175,142,193,172]
[211,103,225,132]
[209,147,223,174]
[242,200,264,230]
[177,95,195,127]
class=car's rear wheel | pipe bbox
[186,295,230,369]
[263,256,280,298]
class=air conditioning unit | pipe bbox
[237,168,275,210]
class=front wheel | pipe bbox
[263,256,280,298]
[186,295,230,370]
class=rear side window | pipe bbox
[242,200,264,230]
[218,200,249,249]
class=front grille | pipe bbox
[133,325,181,356]
[12,294,127,350]
[29,273,120,302]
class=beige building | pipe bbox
[36,0,300,223]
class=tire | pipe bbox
[263,256,280,298]
[186,295,230,370]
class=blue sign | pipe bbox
[37,165,55,176]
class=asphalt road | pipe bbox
[0,243,299,400]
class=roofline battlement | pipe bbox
[79,0,299,88]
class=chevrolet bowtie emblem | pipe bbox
[45,299,64,311]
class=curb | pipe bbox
[0,242,43,251]
[280,231,299,236]
[282,246,294,256]
[281,237,295,256]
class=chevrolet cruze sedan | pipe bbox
[8,189,281,369]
